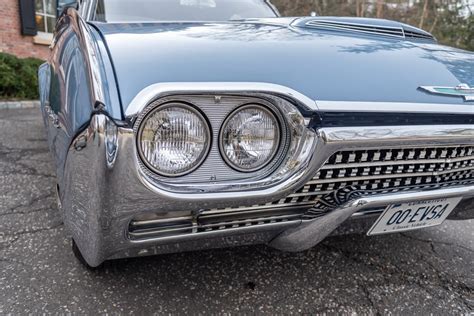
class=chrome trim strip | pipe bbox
[202,202,315,214]
[308,166,474,185]
[129,220,300,244]
[316,100,474,114]
[319,125,474,145]
[351,209,384,218]
[128,84,473,118]
[82,0,96,21]
[57,8,105,106]
[130,216,193,227]
[320,154,474,170]
[126,82,319,118]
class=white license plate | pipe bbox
[367,197,462,236]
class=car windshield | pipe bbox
[93,0,278,22]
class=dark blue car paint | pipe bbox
[38,14,122,185]
[91,18,473,113]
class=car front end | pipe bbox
[62,81,474,267]
[39,4,474,267]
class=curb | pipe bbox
[0,100,40,110]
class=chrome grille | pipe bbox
[128,145,474,240]
[302,146,474,218]
[211,146,474,217]
[302,20,435,41]
[305,20,405,38]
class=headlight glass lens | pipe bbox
[220,105,280,172]
[138,103,210,176]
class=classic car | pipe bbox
[39,0,474,268]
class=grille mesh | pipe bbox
[302,146,474,218]
[210,145,474,217]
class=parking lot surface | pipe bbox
[0,108,473,314]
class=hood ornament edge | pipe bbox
[419,83,474,102]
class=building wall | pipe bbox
[0,0,50,60]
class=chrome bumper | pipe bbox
[60,114,474,267]
[270,186,474,252]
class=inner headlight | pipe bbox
[137,103,211,177]
[220,104,281,172]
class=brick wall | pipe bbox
[0,0,50,60]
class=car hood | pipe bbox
[91,18,474,112]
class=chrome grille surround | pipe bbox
[129,143,474,241]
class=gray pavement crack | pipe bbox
[0,236,20,251]
[0,141,50,156]
[400,233,473,254]
[419,251,473,310]
[0,141,54,178]
[401,233,474,310]
[0,206,54,217]
[320,243,387,313]
[1,223,63,237]
[0,156,54,178]
[2,192,55,215]
[321,241,473,312]
[1,170,54,178]
[360,284,381,316]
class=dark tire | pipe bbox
[72,239,102,270]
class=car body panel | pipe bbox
[39,12,122,185]
[92,18,473,112]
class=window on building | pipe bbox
[34,0,56,44]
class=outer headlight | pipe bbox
[137,103,211,177]
[220,104,281,172]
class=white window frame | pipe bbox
[34,0,56,45]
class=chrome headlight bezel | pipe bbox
[136,102,212,177]
[218,103,282,173]
[131,89,317,197]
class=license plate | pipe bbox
[367,197,462,236]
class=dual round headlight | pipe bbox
[137,103,211,177]
[219,105,280,172]
[137,102,281,177]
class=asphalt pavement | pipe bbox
[0,108,473,314]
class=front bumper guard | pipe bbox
[270,185,474,252]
